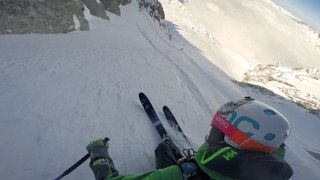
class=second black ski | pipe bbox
[163,106,191,145]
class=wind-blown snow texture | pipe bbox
[0,1,319,180]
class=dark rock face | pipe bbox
[0,0,89,34]
[99,0,132,16]
[82,0,110,20]
[138,0,165,21]
[0,0,165,34]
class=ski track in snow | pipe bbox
[137,23,212,114]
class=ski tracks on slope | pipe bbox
[137,24,212,114]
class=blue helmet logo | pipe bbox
[228,111,276,141]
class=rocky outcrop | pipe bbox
[82,0,109,20]
[138,0,164,21]
[82,0,132,17]
[99,0,132,16]
[0,0,89,34]
[0,0,165,34]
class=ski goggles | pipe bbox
[211,112,278,152]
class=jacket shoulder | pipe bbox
[195,141,293,180]
[195,142,235,180]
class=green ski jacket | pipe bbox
[106,165,183,180]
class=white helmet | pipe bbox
[211,97,291,152]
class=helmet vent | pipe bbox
[264,133,276,141]
[264,109,276,115]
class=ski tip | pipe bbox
[163,106,169,111]
[139,92,150,103]
[139,92,146,98]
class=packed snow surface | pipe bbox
[0,1,319,180]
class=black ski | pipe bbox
[139,92,168,139]
[163,106,191,145]
[139,92,194,159]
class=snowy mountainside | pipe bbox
[162,0,320,74]
[0,1,320,180]
[0,2,239,179]
[160,0,320,117]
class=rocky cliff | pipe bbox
[0,0,164,34]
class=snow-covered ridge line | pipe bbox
[245,64,320,80]
[269,0,320,40]
[244,63,320,116]
[267,0,302,22]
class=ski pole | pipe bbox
[55,153,90,180]
[55,137,109,179]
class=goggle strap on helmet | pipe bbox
[211,112,278,152]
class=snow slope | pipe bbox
[0,1,320,180]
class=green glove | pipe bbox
[86,137,110,152]
[86,137,119,180]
